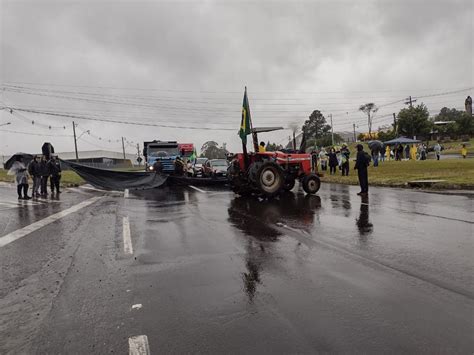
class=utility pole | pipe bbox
[121,137,126,159]
[393,113,397,133]
[329,114,334,145]
[72,121,78,162]
[405,96,417,108]
[353,123,356,142]
[136,143,142,166]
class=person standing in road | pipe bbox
[340,143,350,176]
[48,154,62,194]
[328,148,338,175]
[28,155,41,197]
[39,155,49,196]
[8,156,31,200]
[434,142,442,160]
[354,144,370,196]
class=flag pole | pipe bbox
[242,86,250,170]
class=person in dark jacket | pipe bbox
[404,144,410,160]
[39,155,49,196]
[340,144,350,176]
[354,144,369,195]
[371,145,380,167]
[28,155,41,197]
[48,154,62,194]
[397,144,404,160]
[328,148,338,175]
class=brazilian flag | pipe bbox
[239,87,252,144]
[189,148,197,161]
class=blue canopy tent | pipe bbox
[383,137,421,145]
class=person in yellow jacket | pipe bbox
[410,144,417,160]
[461,144,467,159]
[385,145,391,161]
[258,141,266,153]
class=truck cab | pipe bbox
[143,141,180,173]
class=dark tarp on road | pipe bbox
[61,160,168,191]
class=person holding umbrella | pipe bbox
[8,156,31,200]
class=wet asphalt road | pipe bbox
[0,182,473,354]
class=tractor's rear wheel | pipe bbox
[302,174,321,194]
[256,162,284,197]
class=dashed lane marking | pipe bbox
[124,189,129,198]
[123,216,133,254]
[189,185,207,193]
[128,335,150,355]
[0,196,102,248]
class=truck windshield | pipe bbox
[212,159,228,167]
[148,147,179,157]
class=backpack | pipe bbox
[363,152,371,166]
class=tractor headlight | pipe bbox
[149,166,154,171]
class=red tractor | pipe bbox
[228,127,321,198]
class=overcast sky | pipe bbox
[1,0,472,158]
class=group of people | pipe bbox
[8,154,62,200]
[313,143,351,176]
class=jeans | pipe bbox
[40,176,48,194]
[17,184,29,198]
[341,162,349,176]
[50,175,61,192]
[32,176,41,195]
[357,168,369,193]
[373,155,379,167]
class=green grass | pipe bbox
[0,169,85,187]
[320,158,474,189]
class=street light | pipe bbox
[0,122,11,127]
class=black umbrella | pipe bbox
[4,153,34,170]
[367,140,384,150]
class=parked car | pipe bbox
[203,159,229,178]
[192,157,208,176]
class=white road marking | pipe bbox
[131,303,143,310]
[0,196,102,248]
[189,185,207,193]
[79,185,104,192]
[123,216,133,254]
[128,335,150,355]
[124,189,129,198]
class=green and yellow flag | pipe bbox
[239,87,252,144]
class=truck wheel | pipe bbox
[283,178,295,191]
[302,174,321,194]
[256,162,284,197]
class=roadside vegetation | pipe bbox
[320,158,474,189]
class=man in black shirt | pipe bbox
[354,144,369,196]
[48,155,62,194]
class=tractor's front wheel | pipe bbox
[256,162,284,197]
[283,177,296,191]
[302,174,321,194]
